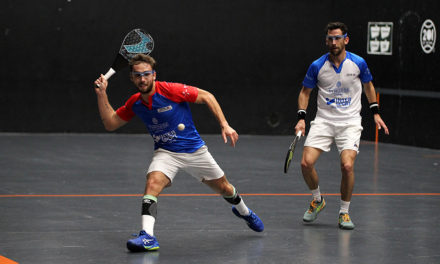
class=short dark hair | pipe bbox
[325,22,348,35]
[129,54,156,71]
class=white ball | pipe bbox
[177,123,185,131]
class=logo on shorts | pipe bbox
[152,118,158,124]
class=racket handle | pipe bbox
[95,68,116,88]
[296,130,302,139]
[103,68,116,80]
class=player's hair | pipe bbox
[325,22,348,35]
[129,54,156,71]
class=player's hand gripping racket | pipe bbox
[96,28,154,87]
[283,131,302,173]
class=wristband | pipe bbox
[297,110,306,120]
[369,102,379,115]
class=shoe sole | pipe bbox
[338,224,355,230]
[127,243,159,252]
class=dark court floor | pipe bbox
[0,133,439,264]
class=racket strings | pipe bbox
[121,29,154,60]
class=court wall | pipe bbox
[1,0,439,148]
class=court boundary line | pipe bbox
[0,193,439,198]
[0,255,19,264]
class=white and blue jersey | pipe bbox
[116,81,205,153]
[303,51,373,122]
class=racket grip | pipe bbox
[95,68,116,88]
[103,68,116,80]
[296,130,302,139]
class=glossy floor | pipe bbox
[0,134,439,264]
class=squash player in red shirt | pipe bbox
[94,54,264,252]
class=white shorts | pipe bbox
[147,145,225,183]
[304,120,363,154]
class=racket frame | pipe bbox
[283,131,302,173]
[97,28,154,86]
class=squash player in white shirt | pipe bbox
[294,22,389,229]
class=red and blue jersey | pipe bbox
[116,81,205,153]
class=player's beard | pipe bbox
[328,42,345,57]
[138,81,153,94]
[329,46,343,56]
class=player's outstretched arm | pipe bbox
[94,74,127,131]
[195,88,238,147]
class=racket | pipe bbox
[97,28,154,86]
[283,130,302,173]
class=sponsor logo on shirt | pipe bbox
[150,118,170,133]
[157,105,173,113]
[148,122,169,131]
[152,130,177,144]
[182,85,190,97]
[328,87,349,95]
[328,81,349,96]
[325,97,352,108]
[365,67,371,77]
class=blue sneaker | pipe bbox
[127,230,160,252]
[232,207,264,232]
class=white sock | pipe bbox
[311,186,321,202]
[142,215,155,236]
[235,199,250,216]
[339,200,350,214]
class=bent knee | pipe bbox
[146,172,170,189]
[340,162,354,174]
[203,176,234,196]
[301,158,315,171]
[216,181,234,196]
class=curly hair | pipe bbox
[325,22,348,35]
[129,54,156,71]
